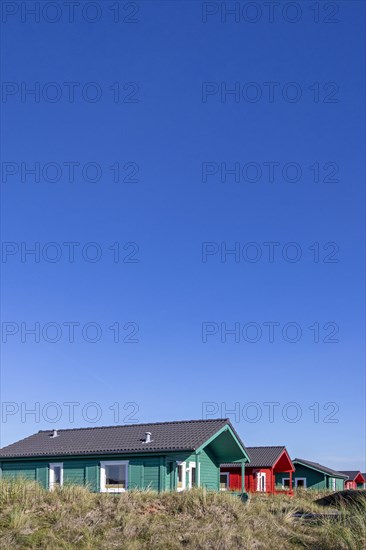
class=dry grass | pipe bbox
[0,480,365,549]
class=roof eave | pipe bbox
[0,447,197,460]
[293,459,348,479]
[195,422,250,463]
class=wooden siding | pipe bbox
[1,462,38,481]
[198,448,219,491]
[0,456,163,492]
[332,477,345,491]
[293,464,345,490]
[64,461,86,486]
[129,459,144,490]
[85,461,99,492]
[293,464,326,489]
[245,467,273,493]
[0,449,223,493]
[142,459,161,491]
[163,452,192,491]
[223,467,288,493]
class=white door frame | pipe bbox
[49,463,63,490]
[256,471,266,492]
[294,477,307,488]
[220,471,230,491]
[176,461,186,491]
[188,461,200,489]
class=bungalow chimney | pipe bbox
[51,429,58,438]
[144,431,152,443]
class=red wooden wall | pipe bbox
[221,467,276,493]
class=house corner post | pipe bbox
[195,452,200,487]
[241,461,245,493]
[159,457,165,492]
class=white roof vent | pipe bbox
[50,429,58,438]
[143,431,152,443]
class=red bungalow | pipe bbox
[221,446,294,495]
[339,471,366,490]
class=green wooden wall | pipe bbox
[274,467,345,490]
[0,449,222,493]
[331,477,345,491]
[291,465,345,490]
[198,447,220,491]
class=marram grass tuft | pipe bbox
[0,480,365,549]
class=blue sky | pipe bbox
[1,1,365,471]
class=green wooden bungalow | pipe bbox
[292,458,348,490]
[0,419,250,493]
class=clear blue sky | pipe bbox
[1,1,365,471]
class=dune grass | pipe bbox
[0,480,365,549]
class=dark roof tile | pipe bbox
[222,446,287,468]
[0,419,236,458]
[339,471,365,481]
[293,458,348,479]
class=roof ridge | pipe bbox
[247,445,285,449]
[37,418,229,433]
[294,458,319,466]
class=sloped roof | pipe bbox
[339,471,366,482]
[293,458,348,479]
[0,419,241,459]
[222,446,286,468]
[246,446,287,467]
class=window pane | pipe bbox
[54,467,61,484]
[106,465,125,488]
[283,479,290,488]
[191,467,196,487]
[177,465,183,489]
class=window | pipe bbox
[176,461,186,491]
[220,472,230,491]
[295,477,307,488]
[100,461,128,493]
[282,478,290,489]
[49,463,63,490]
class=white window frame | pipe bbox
[331,478,336,491]
[219,471,230,491]
[176,461,186,492]
[100,460,129,493]
[294,477,307,488]
[282,477,291,489]
[49,463,63,491]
